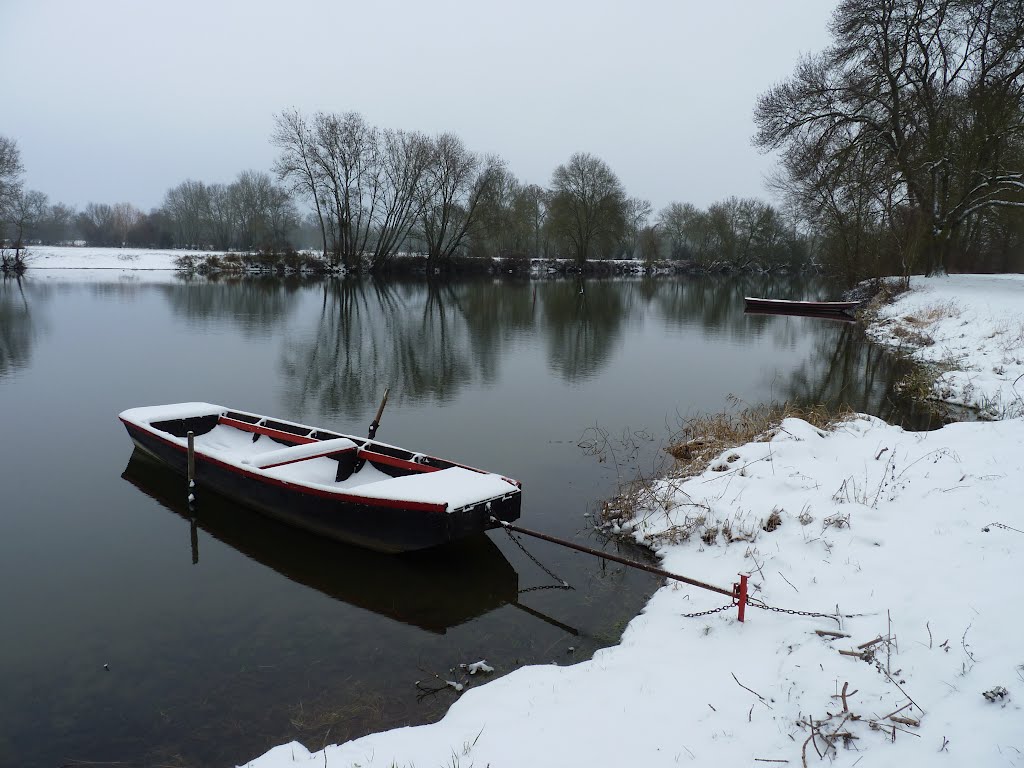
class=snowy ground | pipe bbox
[240,276,1024,767]
[866,274,1024,419]
[22,245,209,270]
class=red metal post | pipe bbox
[735,574,748,623]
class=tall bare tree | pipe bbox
[419,133,502,267]
[368,129,432,269]
[755,0,1024,275]
[547,152,627,265]
[272,109,330,260]
[163,180,211,248]
[0,136,25,242]
[9,190,48,247]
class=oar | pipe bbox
[337,388,391,482]
[367,387,390,440]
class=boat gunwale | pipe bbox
[120,409,520,514]
[743,296,861,311]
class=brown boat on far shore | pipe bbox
[744,296,860,321]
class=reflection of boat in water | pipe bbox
[744,297,859,322]
[122,450,520,634]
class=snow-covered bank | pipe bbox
[25,245,208,270]
[866,274,1024,419]
[242,281,1024,767]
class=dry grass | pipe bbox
[596,400,855,544]
[993,317,1024,354]
[889,324,935,346]
[665,399,854,480]
[902,299,961,326]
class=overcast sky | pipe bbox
[2,0,838,215]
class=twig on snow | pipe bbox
[732,672,772,708]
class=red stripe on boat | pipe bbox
[120,418,448,513]
[218,415,318,444]
[360,450,442,473]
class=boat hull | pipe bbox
[122,414,521,554]
[744,297,860,316]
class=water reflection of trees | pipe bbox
[158,275,306,338]
[281,280,478,417]
[542,280,631,382]
[646,274,834,339]
[281,277,635,415]
[778,321,937,429]
[0,278,39,379]
[277,275,935,426]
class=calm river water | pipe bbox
[0,272,929,766]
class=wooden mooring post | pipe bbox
[493,518,749,622]
[186,431,196,485]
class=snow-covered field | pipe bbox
[241,276,1024,768]
[23,245,210,270]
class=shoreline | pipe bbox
[10,245,817,280]
[242,273,1023,768]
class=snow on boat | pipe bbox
[744,297,861,317]
[119,403,522,553]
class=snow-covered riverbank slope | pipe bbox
[866,274,1024,419]
[241,278,1023,768]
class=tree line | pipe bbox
[6,0,1022,282]
[0,123,811,274]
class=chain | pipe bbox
[680,603,735,618]
[503,527,573,591]
[983,521,1024,535]
[748,598,842,622]
[679,598,851,622]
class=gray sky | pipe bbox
[2,0,837,215]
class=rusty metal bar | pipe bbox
[493,519,736,599]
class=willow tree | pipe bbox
[547,152,627,265]
[755,0,1024,276]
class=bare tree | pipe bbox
[77,203,117,246]
[163,180,211,248]
[272,109,330,260]
[309,111,381,266]
[419,133,503,267]
[755,0,1024,275]
[547,152,627,265]
[206,183,237,250]
[368,129,432,269]
[9,189,48,248]
[0,136,25,242]
[111,202,143,246]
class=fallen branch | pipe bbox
[815,629,850,638]
[831,681,858,713]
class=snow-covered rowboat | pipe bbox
[119,403,522,553]
[744,297,861,317]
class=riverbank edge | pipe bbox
[17,244,815,279]
[241,276,1023,768]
